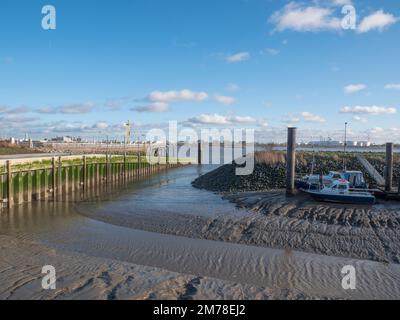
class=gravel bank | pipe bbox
[192,153,382,192]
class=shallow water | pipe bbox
[1,165,400,299]
[89,164,250,219]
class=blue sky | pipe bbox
[0,0,399,142]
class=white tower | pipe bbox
[124,121,131,145]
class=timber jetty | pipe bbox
[0,154,185,209]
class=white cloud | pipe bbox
[358,10,398,33]
[225,52,250,63]
[264,48,280,56]
[215,95,237,105]
[148,90,208,103]
[0,114,38,123]
[282,115,300,126]
[187,113,256,125]
[269,2,341,32]
[370,127,384,134]
[225,83,240,92]
[385,83,400,90]
[92,121,109,130]
[0,106,30,114]
[344,83,366,94]
[229,115,257,124]
[104,97,131,110]
[300,112,326,123]
[340,105,397,115]
[134,89,208,113]
[330,0,352,5]
[258,120,269,128]
[352,116,367,123]
[36,102,96,114]
[188,114,230,125]
[132,102,169,113]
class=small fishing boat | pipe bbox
[303,179,375,205]
[296,170,368,191]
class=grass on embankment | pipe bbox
[0,147,41,156]
[0,155,192,174]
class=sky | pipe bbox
[0,0,399,143]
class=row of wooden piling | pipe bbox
[0,155,182,209]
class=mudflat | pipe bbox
[1,165,400,300]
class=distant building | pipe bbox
[51,136,76,143]
[305,139,372,148]
[308,139,343,147]
[347,141,358,147]
[357,141,372,147]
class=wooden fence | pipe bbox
[0,155,183,209]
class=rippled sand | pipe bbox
[0,235,288,300]
[1,165,400,300]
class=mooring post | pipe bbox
[83,156,87,190]
[6,160,13,208]
[43,169,48,199]
[34,169,40,201]
[198,140,202,165]
[398,178,400,195]
[385,143,393,192]
[104,155,107,183]
[65,167,69,195]
[124,153,127,181]
[27,171,32,203]
[286,127,297,197]
[58,156,62,195]
[140,152,143,176]
[52,157,56,199]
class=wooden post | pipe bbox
[138,152,141,177]
[124,154,127,181]
[6,160,12,208]
[96,162,100,185]
[14,172,19,205]
[52,157,56,200]
[34,170,40,201]
[198,140,202,165]
[71,166,75,193]
[286,127,297,197]
[385,143,393,192]
[65,167,69,194]
[27,171,32,202]
[398,178,400,195]
[43,169,48,199]
[105,155,109,184]
[83,156,87,190]
[58,156,62,195]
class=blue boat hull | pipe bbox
[307,192,375,205]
